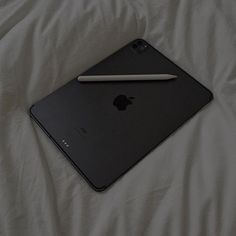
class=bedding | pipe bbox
[1,0,236,235]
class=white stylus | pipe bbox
[77,74,177,82]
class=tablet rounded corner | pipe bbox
[29,104,36,117]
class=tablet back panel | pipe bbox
[30,39,213,191]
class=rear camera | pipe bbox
[137,40,143,46]
[132,40,148,53]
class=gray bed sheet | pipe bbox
[1,0,236,235]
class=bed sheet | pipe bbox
[1,0,236,235]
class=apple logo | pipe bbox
[113,95,134,111]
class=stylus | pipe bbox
[77,74,177,82]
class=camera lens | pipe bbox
[137,40,143,46]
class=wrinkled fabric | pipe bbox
[0,0,236,235]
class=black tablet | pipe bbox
[30,39,213,191]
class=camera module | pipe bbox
[132,40,148,53]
